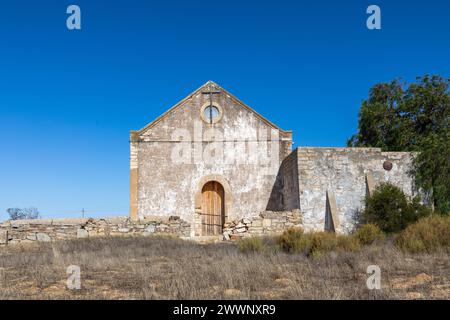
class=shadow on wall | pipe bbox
[266,164,284,211]
[266,151,300,211]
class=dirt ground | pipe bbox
[0,236,449,300]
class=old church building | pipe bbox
[130,81,415,237]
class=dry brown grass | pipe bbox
[396,215,450,253]
[0,235,449,300]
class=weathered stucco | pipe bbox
[296,147,415,233]
[131,81,292,236]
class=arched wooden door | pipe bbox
[201,181,225,236]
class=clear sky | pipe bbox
[0,0,449,220]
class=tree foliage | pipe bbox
[348,75,450,213]
[363,183,431,233]
[7,207,40,220]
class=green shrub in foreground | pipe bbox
[395,215,450,253]
[363,183,431,233]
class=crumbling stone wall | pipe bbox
[0,212,303,245]
[0,217,190,245]
[223,210,302,240]
[295,147,415,233]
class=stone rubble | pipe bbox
[0,216,190,245]
[222,209,302,241]
[0,210,302,245]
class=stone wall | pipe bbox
[295,147,415,234]
[0,216,190,246]
[222,210,302,240]
[0,211,303,245]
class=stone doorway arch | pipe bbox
[194,175,232,237]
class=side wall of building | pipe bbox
[296,147,415,233]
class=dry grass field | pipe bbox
[0,235,449,300]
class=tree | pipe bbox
[412,132,450,213]
[347,80,406,151]
[363,183,431,233]
[6,207,40,220]
[348,75,450,213]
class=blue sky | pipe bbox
[0,0,449,220]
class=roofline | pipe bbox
[134,81,292,137]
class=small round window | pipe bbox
[203,105,220,124]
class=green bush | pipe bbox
[354,224,384,245]
[396,215,450,253]
[277,228,304,253]
[363,183,431,233]
[237,237,264,253]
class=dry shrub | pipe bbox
[276,228,304,253]
[237,237,263,253]
[396,215,450,253]
[307,233,361,256]
[354,224,384,245]
[307,232,338,257]
[278,229,362,256]
[336,235,361,252]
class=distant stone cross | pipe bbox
[202,83,221,123]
